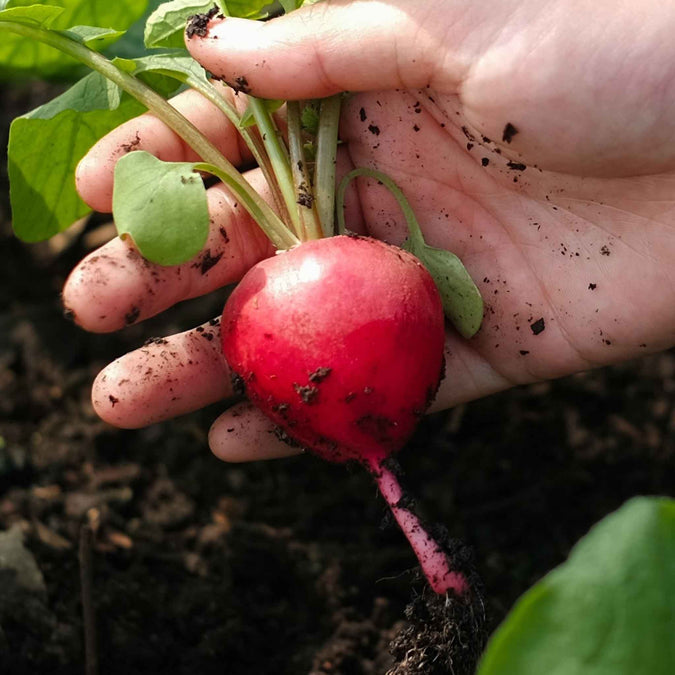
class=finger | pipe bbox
[185,3,466,99]
[209,402,302,462]
[63,171,274,333]
[76,85,252,213]
[92,317,229,428]
[429,337,513,413]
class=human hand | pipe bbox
[64,0,675,461]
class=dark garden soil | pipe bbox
[1,83,674,675]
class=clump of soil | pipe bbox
[389,589,487,675]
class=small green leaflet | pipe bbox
[477,497,675,675]
[9,71,147,242]
[113,151,209,266]
[403,237,483,339]
[0,0,149,79]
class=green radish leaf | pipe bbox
[239,98,284,128]
[403,238,484,338]
[113,151,209,266]
[223,0,278,18]
[9,71,149,242]
[0,3,64,29]
[110,0,165,60]
[477,497,675,675]
[60,25,124,49]
[278,0,302,11]
[0,0,149,79]
[144,0,218,49]
[113,53,209,95]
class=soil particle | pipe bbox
[185,7,220,39]
[600,245,611,256]
[297,182,314,208]
[502,122,518,143]
[589,283,597,290]
[231,372,246,396]
[359,107,367,122]
[368,124,381,136]
[120,131,141,153]
[219,226,229,242]
[309,367,332,383]
[481,157,490,167]
[193,249,223,275]
[273,425,304,449]
[507,161,526,171]
[233,76,251,95]
[124,306,140,325]
[530,317,546,335]
[356,415,395,445]
[144,336,169,346]
[294,383,319,404]
[108,395,119,407]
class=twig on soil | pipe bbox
[79,509,100,675]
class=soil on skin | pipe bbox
[1,84,675,675]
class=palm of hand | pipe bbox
[341,90,675,407]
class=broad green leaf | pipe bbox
[113,151,209,266]
[403,238,484,338]
[0,4,63,28]
[9,71,148,242]
[115,52,209,89]
[59,25,124,49]
[478,497,675,675]
[0,0,149,79]
[144,0,217,49]
[105,0,165,59]
[224,0,278,19]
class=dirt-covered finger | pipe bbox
[76,85,253,213]
[185,6,449,100]
[63,170,274,333]
[209,401,303,462]
[92,318,232,428]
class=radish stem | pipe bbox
[246,96,300,236]
[287,101,322,240]
[314,95,341,236]
[337,167,424,246]
[366,456,470,596]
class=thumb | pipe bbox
[185,1,451,99]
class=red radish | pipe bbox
[222,234,470,596]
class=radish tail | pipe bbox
[367,457,470,596]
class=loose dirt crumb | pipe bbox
[502,122,518,143]
[185,6,220,39]
[530,317,545,335]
